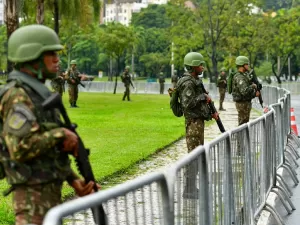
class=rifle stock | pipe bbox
[42,93,107,225]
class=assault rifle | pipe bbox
[248,69,263,108]
[42,93,107,225]
[200,83,226,133]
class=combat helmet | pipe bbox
[220,67,226,72]
[235,56,249,66]
[70,60,77,65]
[8,24,63,79]
[184,52,205,67]
[125,66,130,70]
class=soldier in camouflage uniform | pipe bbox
[66,60,81,107]
[232,56,260,125]
[217,67,227,111]
[50,61,65,96]
[121,66,134,101]
[171,69,179,88]
[158,72,165,94]
[0,24,97,225]
[176,52,218,199]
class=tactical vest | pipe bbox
[0,71,72,188]
[176,74,211,120]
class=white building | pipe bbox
[0,0,4,25]
[103,0,168,26]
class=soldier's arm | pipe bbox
[181,81,206,110]
[238,76,256,97]
[1,87,66,162]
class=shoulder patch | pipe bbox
[4,103,36,137]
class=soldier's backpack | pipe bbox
[227,71,235,94]
[169,88,183,117]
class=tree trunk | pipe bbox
[113,56,120,94]
[5,0,19,73]
[36,0,44,24]
[53,0,59,34]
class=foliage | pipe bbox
[131,4,171,29]
[139,52,170,77]
[0,26,7,71]
[255,61,273,78]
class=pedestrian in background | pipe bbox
[121,66,134,101]
[158,72,165,94]
[171,69,178,88]
[66,60,81,108]
[232,56,260,125]
[217,67,227,111]
[0,24,98,225]
[176,52,218,199]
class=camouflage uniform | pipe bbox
[66,67,81,107]
[217,71,227,110]
[0,71,78,225]
[158,73,165,94]
[176,71,212,199]
[232,71,256,125]
[50,70,65,96]
[121,70,133,101]
[176,72,211,152]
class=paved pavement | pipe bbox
[266,95,300,225]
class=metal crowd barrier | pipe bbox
[43,85,299,225]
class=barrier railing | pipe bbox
[43,85,299,225]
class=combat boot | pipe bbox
[74,101,79,108]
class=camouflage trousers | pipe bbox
[159,83,164,94]
[218,88,226,107]
[68,84,79,105]
[235,101,252,126]
[122,85,130,101]
[185,118,205,153]
[13,181,63,225]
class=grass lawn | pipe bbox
[1,91,209,224]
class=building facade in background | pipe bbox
[103,0,168,26]
[0,0,4,25]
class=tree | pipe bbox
[96,22,136,93]
[139,53,170,77]
[4,0,19,72]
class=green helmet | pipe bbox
[220,67,226,72]
[160,72,163,75]
[184,52,205,66]
[235,56,249,66]
[125,66,130,69]
[70,60,77,65]
[8,24,63,63]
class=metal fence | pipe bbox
[43,85,299,225]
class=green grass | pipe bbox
[0,92,193,223]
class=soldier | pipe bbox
[176,52,218,199]
[232,56,260,125]
[171,70,179,88]
[158,72,165,94]
[66,60,82,108]
[0,24,97,225]
[217,67,227,111]
[121,66,134,101]
[50,61,65,96]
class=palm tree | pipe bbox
[4,0,19,72]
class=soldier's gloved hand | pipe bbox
[62,128,79,157]
[71,179,101,197]
[212,112,219,120]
